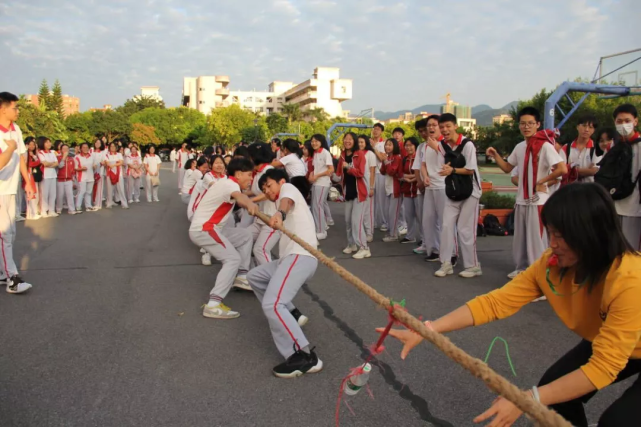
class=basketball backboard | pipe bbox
[599,48,641,86]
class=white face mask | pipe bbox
[616,122,635,137]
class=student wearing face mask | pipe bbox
[609,104,641,249]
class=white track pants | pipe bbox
[106,179,128,208]
[345,199,368,248]
[39,178,56,215]
[311,185,329,234]
[513,204,549,271]
[145,175,159,202]
[56,181,75,213]
[422,189,447,255]
[374,174,388,228]
[0,195,18,277]
[439,196,479,268]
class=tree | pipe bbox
[131,123,160,146]
[207,104,257,147]
[117,95,166,118]
[50,79,64,116]
[89,110,131,142]
[38,79,51,111]
[16,96,68,141]
[265,113,288,135]
[281,103,302,124]
[130,107,206,144]
[64,112,93,144]
[186,124,216,147]
[305,107,329,123]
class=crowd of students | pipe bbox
[19,136,164,221]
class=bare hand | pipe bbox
[369,189,374,197]
[308,174,316,183]
[473,396,523,426]
[375,327,424,360]
[269,211,283,229]
[423,176,431,187]
[439,163,453,177]
[486,147,498,158]
[25,184,35,200]
[535,183,548,193]
[4,139,17,152]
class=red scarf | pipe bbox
[523,129,558,200]
[107,153,120,184]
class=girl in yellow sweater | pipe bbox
[381,183,641,427]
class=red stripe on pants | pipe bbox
[274,255,301,351]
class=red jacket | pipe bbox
[380,154,403,198]
[57,154,76,181]
[336,150,368,202]
[401,154,417,198]
[304,156,314,180]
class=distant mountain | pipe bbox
[472,101,519,127]
[374,102,517,125]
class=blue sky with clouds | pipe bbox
[0,0,637,114]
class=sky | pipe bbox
[0,0,638,114]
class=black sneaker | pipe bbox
[451,256,458,267]
[6,275,32,294]
[290,308,309,326]
[417,240,423,247]
[400,237,416,244]
[424,252,440,262]
[273,347,323,378]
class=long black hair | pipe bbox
[311,134,329,151]
[385,138,400,156]
[343,132,358,153]
[357,134,374,152]
[541,183,635,291]
[247,142,273,166]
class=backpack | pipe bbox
[477,216,486,237]
[505,209,515,236]
[595,138,641,200]
[560,144,596,187]
[442,139,475,201]
[483,214,508,236]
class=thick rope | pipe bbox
[255,211,572,427]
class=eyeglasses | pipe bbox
[519,122,537,128]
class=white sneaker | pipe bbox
[6,275,32,294]
[15,215,25,222]
[122,205,129,209]
[382,236,398,243]
[398,226,408,235]
[342,245,358,254]
[135,199,140,203]
[366,235,373,243]
[154,199,160,202]
[531,296,548,303]
[459,265,483,278]
[28,215,41,220]
[147,199,152,203]
[507,269,523,279]
[201,253,212,266]
[233,276,252,291]
[203,303,240,319]
[316,232,327,240]
[325,224,329,231]
[380,225,388,232]
[49,212,59,217]
[434,262,454,277]
[327,220,335,226]
[297,314,309,326]
[128,199,133,204]
[352,248,371,259]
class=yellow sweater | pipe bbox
[467,249,641,390]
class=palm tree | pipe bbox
[282,103,302,124]
[304,107,329,123]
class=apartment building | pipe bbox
[25,93,80,117]
[136,86,163,102]
[182,67,352,118]
[492,114,513,125]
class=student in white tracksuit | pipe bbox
[189,158,258,319]
[55,144,77,215]
[103,143,128,209]
[126,145,143,203]
[92,140,106,209]
[308,134,334,240]
[36,137,58,217]
[434,115,483,279]
[371,124,388,230]
[170,148,177,173]
[143,145,162,203]
[247,144,281,266]
[181,157,209,205]
[0,104,34,294]
[357,136,377,242]
[380,139,403,242]
[337,133,370,259]
[177,143,191,192]
[75,143,99,212]
[485,107,566,280]
[248,171,322,378]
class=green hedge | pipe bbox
[480,191,515,209]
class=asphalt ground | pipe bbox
[0,165,632,427]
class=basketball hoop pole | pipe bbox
[544,82,637,130]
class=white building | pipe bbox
[458,118,477,138]
[135,86,163,102]
[182,67,352,118]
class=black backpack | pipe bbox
[595,138,641,200]
[442,139,475,201]
[483,214,508,236]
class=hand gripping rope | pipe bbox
[253,211,571,427]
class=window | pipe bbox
[257,107,264,112]
[341,86,346,94]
